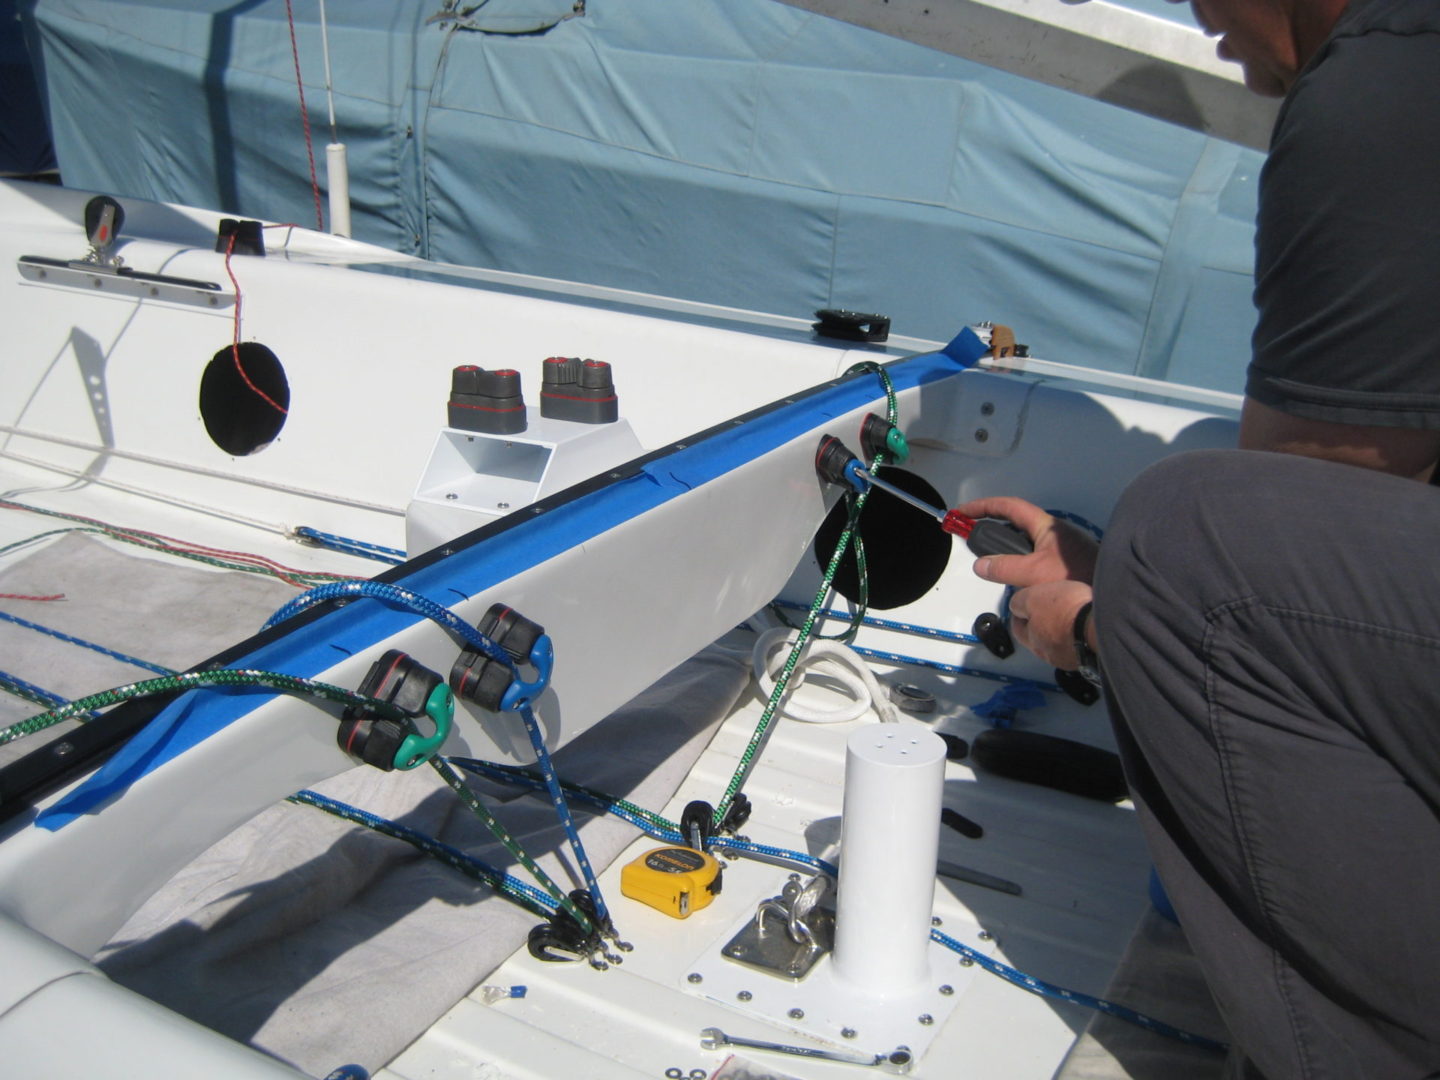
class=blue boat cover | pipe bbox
[21,0,1263,391]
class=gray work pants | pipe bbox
[1095,449,1440,1080]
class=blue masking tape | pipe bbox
[39,335,986,829]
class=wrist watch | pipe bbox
[1071,601,1102,687]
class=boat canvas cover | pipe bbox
[23,0,1262,392]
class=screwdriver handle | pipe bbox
[965,518,1034,557]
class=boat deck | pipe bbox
[0,452,1227,1079]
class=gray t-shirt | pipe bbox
[1246,0,1440,428]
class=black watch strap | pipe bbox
[1071,600,1102,687]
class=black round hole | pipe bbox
[200,342,289,455]
[813,467,952,610]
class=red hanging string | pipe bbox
[224,232,289,416]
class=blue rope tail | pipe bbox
[292,527,406,566]
[0,609,176,676]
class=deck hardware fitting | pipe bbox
[721,873,834,980]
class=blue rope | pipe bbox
[514,702,612,926]
[287,789,556,917]
[848,644,1059,694]
[293,527,405,566]
[451,757,1221,1051]
[770,598,982,645]
[262,585,612,923]
[930,928,1227,1053]
[262,582,513,667]
[0,609,175,676]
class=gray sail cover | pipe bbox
[21,0,1263,390]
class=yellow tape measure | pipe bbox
[620,845,722,918]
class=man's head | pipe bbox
[1169,0,1351,96]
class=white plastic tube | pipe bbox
[832,724,946,994]
[326,142,351,238]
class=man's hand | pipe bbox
[954,496,1100,587]
[954,496,1100,669]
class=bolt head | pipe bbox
[736,990,752,1002]
[788,1007,805,1020]
[939,984,954,995]
[841,1027,857,1039]
[686,972,703,984]
[918,1014,934,1026]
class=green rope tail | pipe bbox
[428,756,596,936]
[711,362,898,827]
[0,669,409,747]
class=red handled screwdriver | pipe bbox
[814,433,1034,558]
[859,469,1035,557]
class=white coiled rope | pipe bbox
[752,626,900,724]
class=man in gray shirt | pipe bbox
[963,2,1440,1075]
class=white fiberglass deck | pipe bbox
[0,181,1237,1079]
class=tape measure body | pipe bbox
[620,846,722,918]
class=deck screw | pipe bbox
[980,402,995,416]
[687,973,703,984]
[931,915,942,926]
[788,1008,805,1020]
[841,1027,857,1040]
[939,984,954,996]
[978,930,993,942]
[974,428,990,443]
[736,990,752,1002]
[918,1014,934,1026]
[445,492,458,500]
[960,957,974,967]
